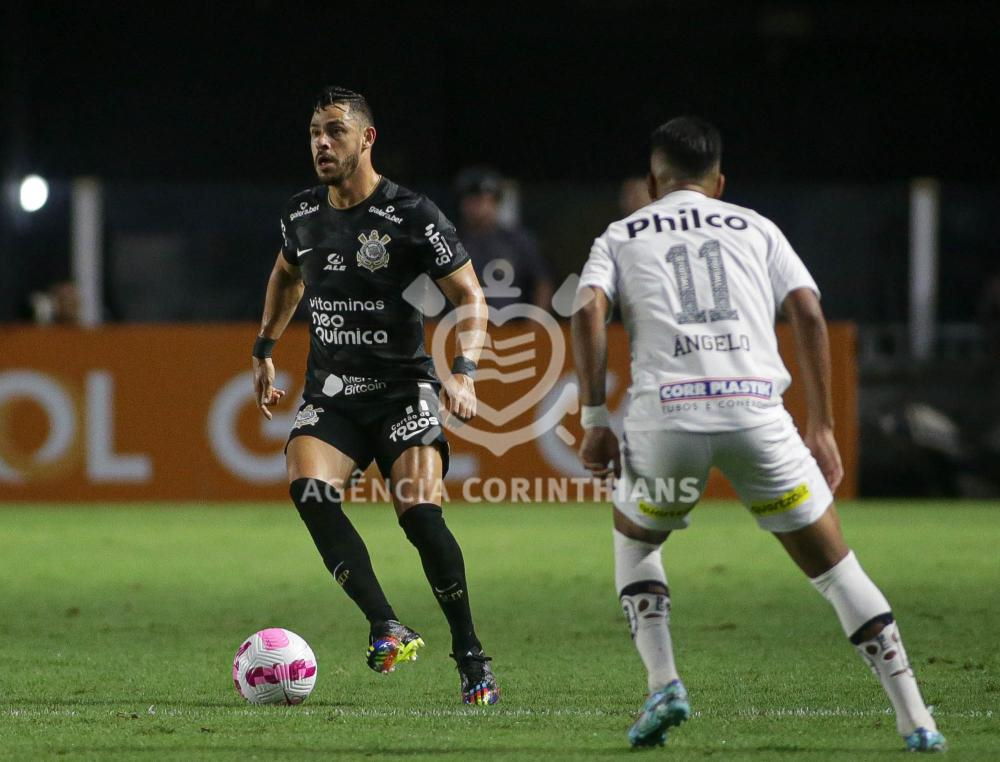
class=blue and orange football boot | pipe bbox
[627,679,690,748]
[367,620,425,674]
[453,649,500,705]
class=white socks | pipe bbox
[810,551,936,735]
[614,530,679,693]
[855,621,936,735]
[809,551,890,635]
[614,536,937,735]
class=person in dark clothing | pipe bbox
[455,167,553,311]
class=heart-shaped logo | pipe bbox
[430,302,572,456]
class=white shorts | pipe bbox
[614,411,833,533]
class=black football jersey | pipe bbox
[279,178,470,397]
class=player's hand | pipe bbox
[805,425,843,492]
[441,373,477,422]
[579,426,621,479]
[252,356,285,420]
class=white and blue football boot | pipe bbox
[627,679,690,748]
[904,727,947,752]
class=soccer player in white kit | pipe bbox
[571,117,946,752]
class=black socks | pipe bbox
[399,503,481,654]
[290,482,480,651]
[289,478,396,625]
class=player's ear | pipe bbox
[363,125,377,151]
[646,172,658,202]
[714,173,725,199]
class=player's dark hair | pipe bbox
[650,116,722,179]
[314,86,374,127]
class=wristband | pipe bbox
[451,356,477,378]
[252,336,276,359]
[580,404,611,429]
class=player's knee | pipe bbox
[398,502,445,545]
[289,477,341,507]
[393,477,441,509]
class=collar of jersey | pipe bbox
[659,188,708,202]
[324,176,387,212]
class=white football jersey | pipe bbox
[578,189,819,432]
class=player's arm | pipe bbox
[571,286,620,478]
[252,252,304,420]
[783,287,843,490]
[436,261,487,421]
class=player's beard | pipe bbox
[322,151,360,187]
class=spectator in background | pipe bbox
[30,281,80,324]
[455,166,553,311]
[619,176,652,216]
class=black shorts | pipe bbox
[285,381,449,478]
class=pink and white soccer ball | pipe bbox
[232,628,318,705]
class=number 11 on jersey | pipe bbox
[666,239,740,324]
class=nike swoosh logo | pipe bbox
[400,426,431,441]
[433,583,459,594]
[297,248,313,258]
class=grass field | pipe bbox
[1,501,997,760]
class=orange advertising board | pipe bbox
[0,322,856,501]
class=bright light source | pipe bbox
[19,175,49,212]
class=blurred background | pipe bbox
[1,0,998,497]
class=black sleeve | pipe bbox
[279,212,298,266]
[413,198,471,280]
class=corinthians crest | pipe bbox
[356,230,391,272]
[293,404,324,429]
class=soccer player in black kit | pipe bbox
[251,86,499,705]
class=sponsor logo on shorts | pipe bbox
[290,201,320,220]
[388,400,440,443]
[369,205,403,224]
[638,500,694,519]
[750,483,811,516]
[292,404,324,429]
[659,377,773,404]
[322,374,387,397]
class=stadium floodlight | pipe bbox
[19,174,49,212]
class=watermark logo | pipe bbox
[409,259,587,456]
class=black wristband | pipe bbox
[451,356,477,378]
[252,336,277,359]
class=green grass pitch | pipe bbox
[1,501,997,760]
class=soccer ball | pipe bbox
[232,628,318,705]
